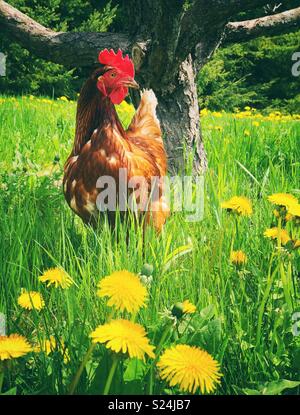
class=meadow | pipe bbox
[0,95,299,395]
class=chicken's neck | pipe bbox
[73,80,125,155]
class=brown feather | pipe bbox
[63,73,169,232]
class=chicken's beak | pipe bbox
[123,78,140,89]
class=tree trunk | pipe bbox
[130,54,207,175]
[156,56,207,175]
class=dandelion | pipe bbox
[17,289,45,311]
[264,227,291,245]
[58,96,68,102]
[293,240,300,249]
[39,267,73,289]
[288,203,300,220]
[221,196,252,216]
[285,213,293,221]
[172,300,196,319]
[157,344,222,394]
[244,129,250,136]
[273,209,293,222]
[182,300,196,314]
[230,250,247,265]
[253,121,260,127]
[268,193,298,209]
[213,111,223,117]
[141,263,154,277]
[90,319,155,361]
[0,334,32,360]
[97,270,147,313]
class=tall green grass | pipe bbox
[0,96,299,395]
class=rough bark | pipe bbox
[155,55,207,175]
[224,6,300,43]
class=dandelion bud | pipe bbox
[171,302,184,319]
[53,154,60,164]
[141,263,153,277]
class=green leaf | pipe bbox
[260,379,300,395]
[163,244,193,272]
[1,387,17,395]
[199,304,215,321]
[209,319,222,339]
[123,358,146,382]
[242,388,261,395]
[190,318,222,354]
[122,380,144,394]
[88,352,111,395]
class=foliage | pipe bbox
[0,0,117,97]
[198,31,300,113]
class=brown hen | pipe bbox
[63,49,169,232]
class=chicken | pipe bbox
[63,49,169,232]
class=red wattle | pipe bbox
[109,87,128,104]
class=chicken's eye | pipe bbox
[110,72,117,78]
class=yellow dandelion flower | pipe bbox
[90,319,155,361]
[39,268,73,289]
[97,270,147,313]
[230,250,247,265]
[17,289,45,311]
[267,193,298,208]
[221,196,252,216]
[244,129,250,136]
[285,213,293,222]
[157,344,222,394]
[274,209,293,222]
[288,203,300,219]
[264,227,291,245]
[0,334,32,360]
[253,121,260,127]
[200,108,209,116]
[293,240,300,249]
[182,300,196,314]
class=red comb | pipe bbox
[98,49,134,77]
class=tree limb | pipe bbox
[224,6,300,44]
[0,0,133,67]
[177,0,273,64]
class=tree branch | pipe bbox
[0,0,133,67]
[177,0,272,64]
[224,6,300,44]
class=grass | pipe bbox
[0,95,300,395]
